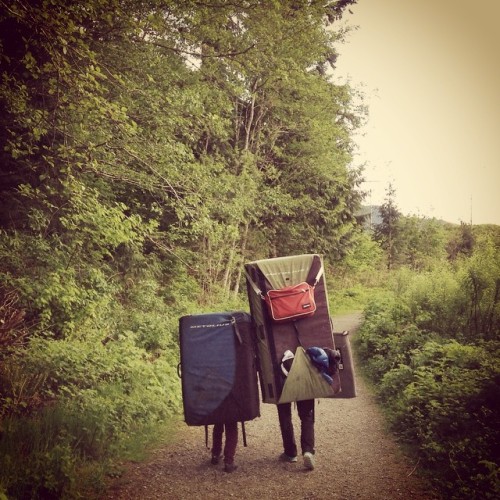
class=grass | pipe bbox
[328,284,387,315]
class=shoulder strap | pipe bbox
[245,270,263,297]
[292,320,304,347]
[312,265,324,286]
[230,316,243,344]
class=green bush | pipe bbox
[357,299,436,383]
[401,267,467,336]
[0,319,182,498]
[359,286,500,499]
[459,237,500,340]
[1,408,80,499]
[384,238,500,341]
[385,341,500,499]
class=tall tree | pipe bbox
[446,222,475,260]
[0,0,362,314]
[132,0,362,295]
[374,183,401,270]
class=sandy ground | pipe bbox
[103,313,441,500]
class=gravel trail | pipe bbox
[104,313,440,500]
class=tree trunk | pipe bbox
[232,222,249,297]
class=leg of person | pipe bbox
[277,402,298,462]
[223,422,239,473]
[211,423,224,464]
[297,399,315,470]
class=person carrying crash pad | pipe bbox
[277,347,340,470]
[276,350,315,469]
[278,398,316,469]
[211,422,238,473]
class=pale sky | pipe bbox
[334,0,500,225]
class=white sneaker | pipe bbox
[303,452,315,470]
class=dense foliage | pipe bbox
[356,227,500,499]
[2,2,498,498]
[0,0,360,497]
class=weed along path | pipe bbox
[104,313,440,500]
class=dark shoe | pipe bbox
[279,452,298,463]
[224,463,238,473]
[211,455,220,465]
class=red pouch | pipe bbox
[264,282,316,322]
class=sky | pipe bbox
[333,0,500,225]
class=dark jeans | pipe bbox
[277,399,315,457]
[212,422,238,464]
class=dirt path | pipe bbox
[104,313,440,500]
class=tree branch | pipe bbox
[134,37,256,59]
